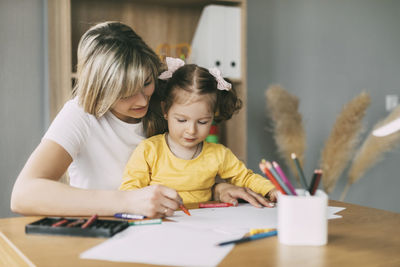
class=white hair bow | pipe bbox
[158,57,185,80]
[208,67,232,91]
[159,57,231,91]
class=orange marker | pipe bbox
[180,204,191,216]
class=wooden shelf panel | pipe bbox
[49,0,247,161]
[71,0,242,72]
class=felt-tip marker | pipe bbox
[114,213,145,220]
[199,203,234,208]
[180,204,191,216]
[51,218,68,227]
[128,219,162,226]
[81,214,98,229]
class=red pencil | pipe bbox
[81,214,98,229]
[259,159,287,195]
[199,203,234,208]
[180,204,191,216]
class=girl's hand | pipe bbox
[265,188,278,202]
[213,183,275,208]
[123,184,182,218]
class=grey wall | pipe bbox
[0,0,46,218]
[248,0,400,212]
[1,0,399,218]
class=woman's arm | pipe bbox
[11,140,180,217]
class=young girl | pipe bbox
[11,22,271,218]
[120,57,277,204]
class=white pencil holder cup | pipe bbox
[277,189,328,246]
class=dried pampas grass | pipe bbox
[320,92,371,194]
[340,106,400,201]
[265,85,306,185]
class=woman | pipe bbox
[11,22,272,218]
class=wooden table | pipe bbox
[1,200,399,267]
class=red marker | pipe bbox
[180,204,191,216]
[199,203,234,208]
[51,218,68,227]
[81,214,98,229]
[66,218,85,228]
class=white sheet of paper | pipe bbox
[170,204,346,234]
[80,222,239,267]
[169,203,278,235]
[327,206,346,219]
[80,204,346,266]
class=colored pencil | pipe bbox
[291,153,308,189]
[310,170,322,195]
[259,160,287,195]
[308,169,318,194]
[265,161,293,195]
[249,228,276,235]
[217,230,278,246]
[272,161,297,195]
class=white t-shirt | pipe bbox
[43,98,145,189]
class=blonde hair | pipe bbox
[73,21,162,117]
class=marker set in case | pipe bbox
[25,217,129,238]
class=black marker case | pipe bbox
[25,217,129,238]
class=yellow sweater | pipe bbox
[120,134,275,204]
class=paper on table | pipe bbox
[80,204,346,266]
[80,222,240,267]
[170,203,278,235]
[170,204,346,234]
[327,206,346,219]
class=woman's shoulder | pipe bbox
[55,98,89,121]
[43,98,93,158]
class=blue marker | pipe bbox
[217,230,278,246]
[114,213,145,220]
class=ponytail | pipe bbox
[214,80,242,123]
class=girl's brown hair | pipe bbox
[159,64,242,124]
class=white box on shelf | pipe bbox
[189,5,241,79]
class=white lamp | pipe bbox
[373,117,400,137]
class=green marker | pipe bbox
[129,219,162,226]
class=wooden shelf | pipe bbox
[48,0,247,161]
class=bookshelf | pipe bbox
[47,0,248,162]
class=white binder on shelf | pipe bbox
[189,5,241,79]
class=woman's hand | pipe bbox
[123,184,183,218]
[213,183,276,208]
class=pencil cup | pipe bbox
[277,189,328,246]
